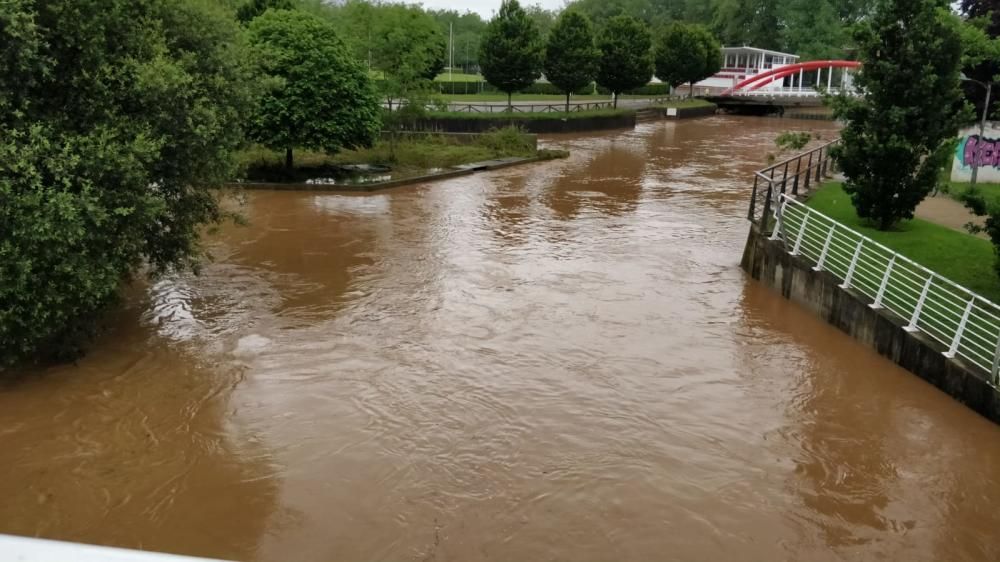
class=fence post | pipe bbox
[769,196,785,241]
[760,179,774,232]
[813,225,836,272]
[814,147,823,182]
[870,255,896,309]
[791,213,810,255]
[749,175,759,221]
[781,162,790,194]
[792,157,802,195]
[945,298,976,359]
[991,330,1000,385]
[840,239,864,290]
[905,276,934,332]
[804,153,813,191]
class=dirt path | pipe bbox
[915,195,987,238]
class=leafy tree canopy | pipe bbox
[655,22,719,95]
[832,0,968,230]
[0,0,254,367]
[544,10,600,110]
[248,9,381,169]
[596,15,655,106]
[236,0,295,24]
[480,0,544,107]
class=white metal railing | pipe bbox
[771,194,1000,383]
[0,534,233,561]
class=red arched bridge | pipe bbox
[721,60,861,97]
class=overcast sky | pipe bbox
[409,0,566,18]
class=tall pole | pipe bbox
[973,82,991,187]
[449,22,453,82]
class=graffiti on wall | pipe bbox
[958,134,1000,169]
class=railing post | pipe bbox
[769,196,785,241]
[814,147,823,183]
[945,298,976,359]
[840,239,864,290]
[991,330,1000,385]
[792,157,802,195]
[781,162,790,194]
[791,212,810,255]
[870,255,896,309]
[905,275,934,332]
[813,225,836,271]
[760,179,774,232]
[804,152,813,191]
[749,175,759,221]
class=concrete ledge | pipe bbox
[741,225,1000,423]
[234,155,553,193]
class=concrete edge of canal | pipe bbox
[741,225,1000,423]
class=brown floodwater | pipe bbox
[3,117,1000,561]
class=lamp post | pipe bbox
[961,74,994,187]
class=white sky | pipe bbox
[409,0,566,18]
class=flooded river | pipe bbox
[3,117,1000,561]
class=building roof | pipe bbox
[722,46,800,59]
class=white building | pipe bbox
[695,46,800,94]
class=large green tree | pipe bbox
[597,15,654,107]
[780,0,847,59]
[480,0,544,110]
[236,0,295,24]
[248,9,380,171]
[832,0,967,230]
[655,22,715,97]
[544,11,600,112]
[0,0,253,367]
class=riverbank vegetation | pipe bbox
[425,108,634,121]
[240,127,558,182]
[808,183,1000,301]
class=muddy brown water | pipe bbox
[3,117,1000,562]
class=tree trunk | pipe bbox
[566,92,571,114]
[613,92,618,109]
[285,147,293,172]
[507,91,512,112]
[689,82,694,98]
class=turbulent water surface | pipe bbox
[3,117,1000,561]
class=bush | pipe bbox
[521,82,595,95]
[475,126,536,156]
[596,83,670,96]
[1,1,252,367]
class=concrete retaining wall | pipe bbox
[661,105,718,120]
[412,113,636,134]
[741,225,1000,423]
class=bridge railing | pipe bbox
[748,138,838,228]
[770,194,1000,382]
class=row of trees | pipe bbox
[480,1,721,110]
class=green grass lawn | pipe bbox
[426,108,634,121]
[441,93,613,102]
[655,99,717,109]
[805,182,1000,302]
[946,181,1000,209]
[434,72,483,82]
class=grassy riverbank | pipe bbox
[807,183,1000,301]
[239,128,563,182]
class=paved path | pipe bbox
[916,194,987,238]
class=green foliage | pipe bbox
[596,83,670,96]
[369,4,447,96]
[480,0,544,107]
[236,0,294,24]
[775,131,812,151]
[544,11,600,110]
[780,0,847,59]
[959,185,1000,280]
[831,0,968,230]
[248,9,380,169]
[596,15,654,107]
[654,22,719,95]
[0,0,253,367]
[475,126,538,156]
